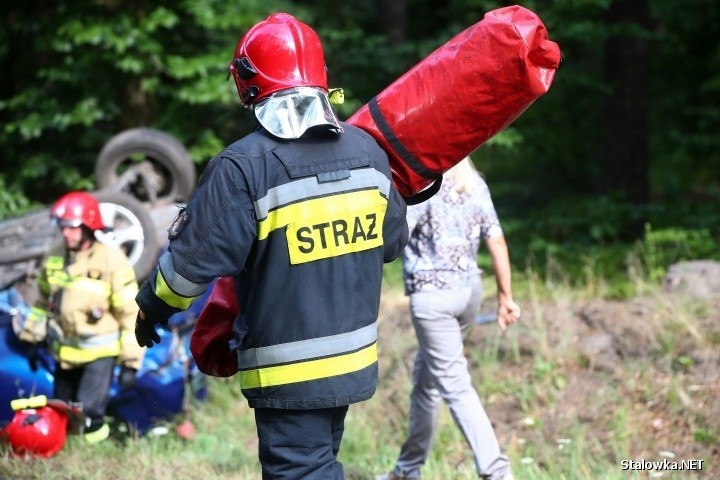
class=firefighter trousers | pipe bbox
[255,405,349,479]
[54,356,115,432]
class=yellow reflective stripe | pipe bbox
[112,285,138,307]
[239,343,377,389]
[154,271,197,309]
[257,189,385,240]
[257,190,386,265]
[84,423,110,443]
[57,343,121,363]
[45,274,110,296]
[11,395,48,411]
[28,307,47,322]
[287,204,386,264]
[238,322,377,368]
[46,271,70,288]
[254,168,391,219]
[45,256,64,269]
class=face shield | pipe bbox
[253,87,342,140]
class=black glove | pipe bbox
[119,366,137,391]
[134,311,163,348]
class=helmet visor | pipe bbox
[53,217,84,229]
[254,87,342,139]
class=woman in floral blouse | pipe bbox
[380,157,520,480]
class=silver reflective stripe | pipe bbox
[254,168,391,221]
[60,331,120,348]
[237,322,378,369]
[158,252,209,297]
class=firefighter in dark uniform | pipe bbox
[134,12,408,480]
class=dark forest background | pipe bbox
[2,0,718,288]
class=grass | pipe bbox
[2,258,718,479]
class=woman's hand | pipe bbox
[497,298,521,331]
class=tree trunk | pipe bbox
[110,0,156,129]
[602,0,651,235]
[376,0,406,45]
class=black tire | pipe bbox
[94,190,160,282]
[94,128,196,206]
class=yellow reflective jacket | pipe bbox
[28,241,144,370]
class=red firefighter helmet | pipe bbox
[229,12,328,106]
[50,191,105,231]
[0,406,69,458]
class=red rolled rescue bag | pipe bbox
[189,6,561,376]
[347,5,561,201]
[189,277,239,377]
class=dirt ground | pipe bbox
[376,286,720,477]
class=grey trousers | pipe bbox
[392,283,511,479]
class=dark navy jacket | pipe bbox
[137,122,408,408]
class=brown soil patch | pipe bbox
[377,289,720,476]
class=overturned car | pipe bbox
[0,128,208,436]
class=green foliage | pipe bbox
[382,257,404,290]
[693,427,718,445]
[631,223,718,283]
[0,0,295,213]
[0,175,35,218]
[1,0,719,284]
[482,182,719,299]
[2,275,719,478]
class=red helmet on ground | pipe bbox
[0,406,69,458]
[229,12,328,106]
[51,191,105,231]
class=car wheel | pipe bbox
[94,128,196,206]
[94,190,159,282]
